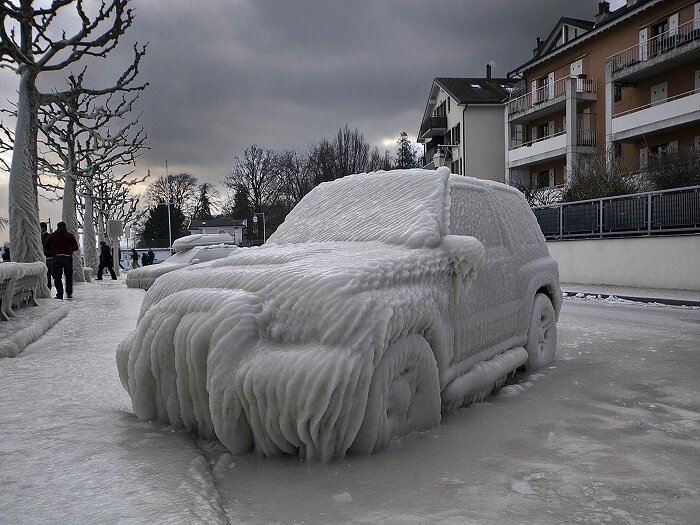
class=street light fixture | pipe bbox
[433,144,459,168]
[252,212,266,243]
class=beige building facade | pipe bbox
[506,0,700,189]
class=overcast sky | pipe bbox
[0,0,626,229]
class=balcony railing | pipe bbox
[510,130,566,150]
[607,17,700,74]
[532,185,700,239]
[421,148,437,168]
[613,87,700,118]
[577,129,597,147]
[508,76,597,115]
[419,115,447,138]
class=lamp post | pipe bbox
[252,212,266,243]
[433,144,459,169]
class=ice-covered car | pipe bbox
[117,167,560,460]
[125,244,238,290]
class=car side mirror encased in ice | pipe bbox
[440,235,485,285]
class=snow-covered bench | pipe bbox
[0,262,46,321]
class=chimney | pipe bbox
[533,37,544,57]
[486,63,492,80]
[595,1,611,25]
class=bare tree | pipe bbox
[224,145,280,214]
[0,0,142,296]
[145,173,199,216]
[29,74,147,279]
[645,146,700,190]
[562,149,644,202]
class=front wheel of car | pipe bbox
[350,334,441,454]
[525,293,557,371]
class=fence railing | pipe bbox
[532,185,700,239]
[508,76,597,115]
[607,17,700,74]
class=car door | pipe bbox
[447,181,516,364]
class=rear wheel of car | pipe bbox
[350,334,441,454]
[525,293,557,370]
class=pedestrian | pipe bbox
[147,248,155,265]
[40,222,52,290]
[97,240,117,280]
[44,221,79,299]
[130,248,139,269]
[141,251,149,267]
[1,242,9,262]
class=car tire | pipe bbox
[350,334,441,454]
[525,293,557,371]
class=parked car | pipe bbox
[125,244,238,290]
[117,168,561,460]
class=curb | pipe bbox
[563,291,700,308]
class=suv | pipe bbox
[117,168,561,460]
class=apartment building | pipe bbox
[506,0,700,190]
[417,68,518,182]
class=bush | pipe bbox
[562,151,644,202]
[645,146,700,190]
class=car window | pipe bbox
[449,186,504,250]
[489,188,545,248]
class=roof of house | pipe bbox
[434,77,519,105]
[188,217,247,229]
[510,0,660,76]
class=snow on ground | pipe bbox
[0,277,227,524]
[1,282,699,524]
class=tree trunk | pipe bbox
[83,182,98,274]
[62,171,85,283]
[98,210,106,245]
[8,68,50,298]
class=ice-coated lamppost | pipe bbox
[433,144,459,169]
[252,213,266,243]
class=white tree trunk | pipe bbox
[98,210,106,245]
[83,183,98,274]
[62,172,85,283]
[8,69,50,298]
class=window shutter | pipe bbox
[639,28,648,61]
[669,13,679,36]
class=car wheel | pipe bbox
[350,334,441,454]
[525,293,557,370]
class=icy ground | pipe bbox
[1,283,699,524]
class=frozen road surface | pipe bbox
[1,282,698,525]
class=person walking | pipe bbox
[44,221,79,299]
[40,222,53,290]
[147,248,155,265]
[130,248,139,269]
[97,241,117,280]
[141,251,149,267]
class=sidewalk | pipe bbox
[560,282,700,307]
[0,277,227,524]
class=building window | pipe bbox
[614,84,622,103]
[435,100,447,118]
[652,19,669,38]
[531,169,553,189]
[449,123,461,145]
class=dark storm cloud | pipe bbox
[123,0,601,184]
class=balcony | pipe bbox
[611,88,700,141]
[508,131,567,167]
[607,18,700,82]
[418,115,447,142]
[507,76,597,123]
[421,148,437,169]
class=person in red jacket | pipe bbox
[44,221,79,299]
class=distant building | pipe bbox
[417,67,518,182]
[506,0,700,190]
[187,217,247,245]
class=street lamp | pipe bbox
[433,144,459,168]
[252,212,266,243]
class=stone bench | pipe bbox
[0,261,47,321]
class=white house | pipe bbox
[417,67,518,182]
[187,217,247,245]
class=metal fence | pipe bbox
[532,185,700,239]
